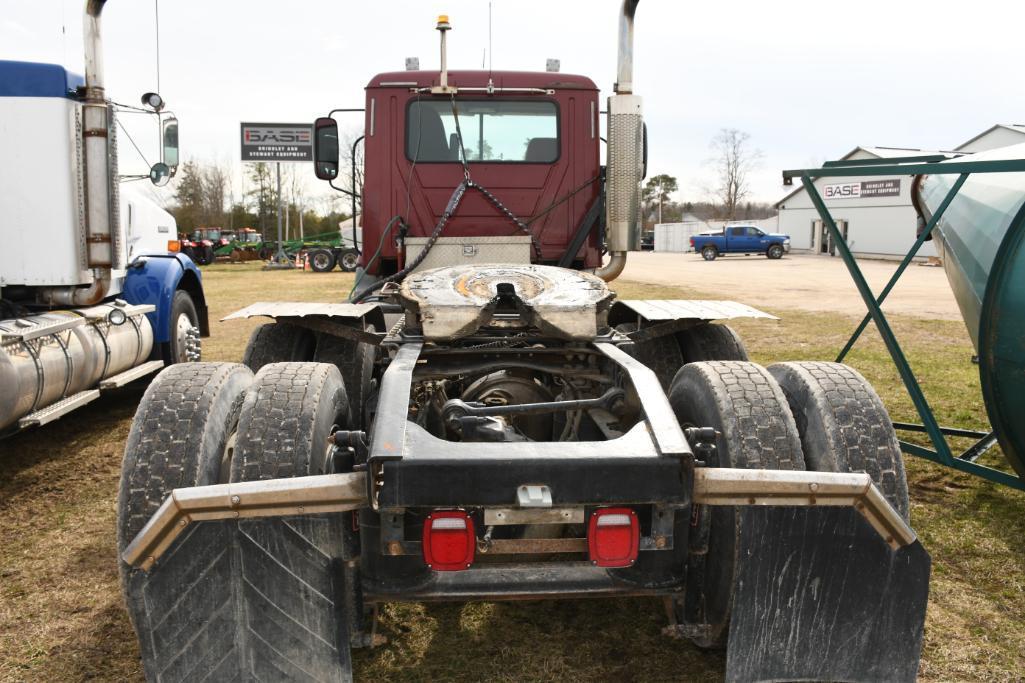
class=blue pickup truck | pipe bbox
[690,225,790,261]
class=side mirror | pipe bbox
[149,162,171,187]
[313,116,340,181]
[162,117,179,171]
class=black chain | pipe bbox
[352,99,547,302]
[471,181,543,259]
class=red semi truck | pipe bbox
[119,3,929,682]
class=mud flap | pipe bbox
[125,518,353,683]
[725,507,930,683]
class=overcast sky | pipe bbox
[4,0,1025,210]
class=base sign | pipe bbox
[241,122,313,162]
[824,179,901,200]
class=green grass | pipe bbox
[0,263,1022,681]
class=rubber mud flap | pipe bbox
[725,507,930,683]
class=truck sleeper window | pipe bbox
[406,99,559,163]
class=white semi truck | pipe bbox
[0,0,207,434]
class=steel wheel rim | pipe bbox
[313,253,332,269]
[341,252,358,270]
[174,312,195,363]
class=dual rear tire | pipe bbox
[118,361,357,682]
[668,359,908,649]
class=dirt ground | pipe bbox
[1,263,1022,682]
[621,251,963,321]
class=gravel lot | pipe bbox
[621,251,962,321]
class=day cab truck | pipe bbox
[691,224,790,260]
[0,2,207,435]
[118,2,930,682]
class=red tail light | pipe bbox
[422,511,475,571]
[588,508,639,567]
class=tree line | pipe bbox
[167,129,364,239]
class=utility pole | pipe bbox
[273,161,289,264]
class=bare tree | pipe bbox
[339,128,365,224]
[201,163,228,227]
[708,128,762,220]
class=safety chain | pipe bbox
[470,181,543,259]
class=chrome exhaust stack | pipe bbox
[597,0,643,282]
[49,0,121,306]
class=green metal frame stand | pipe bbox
[781,156,1025,491]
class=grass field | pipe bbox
[1,262,1023,682]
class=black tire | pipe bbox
[768,361,909,520]
[258,245,274,260]
[162,289,200,365]
[676,323,749,364]
[196,244,215,266]
[242,321,317,371]
[117,362,254,681]
[310,248,337,273]
[313,329,378,429]
[767,244,784,259]
[338,250,359,273]
[616,323,684,390]
[668,361,805,649]
[701,245,718,261]
[228,362,354,680]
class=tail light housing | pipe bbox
[588,507,639,567]
[422,510,475,571]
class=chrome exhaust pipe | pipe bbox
[615,0,639,95]
[598,0,642,282]
[77,0,117,304]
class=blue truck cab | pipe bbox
[690,225,790,261]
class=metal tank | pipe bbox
[0,302,153,431]
[913,143,1025,478]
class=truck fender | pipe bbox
[121,253,210,345]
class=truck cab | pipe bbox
[356,70,603,276]
[0,51,207,434]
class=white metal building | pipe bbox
[654,214,780,252]
[775,125,1025,258]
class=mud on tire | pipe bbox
[768,361,909,519]
[676,323,748,364]
[242,321,317,372]
[119,362,355,682]
[668,361,805,649]
[313,330,377,430]
[117,362,254,681]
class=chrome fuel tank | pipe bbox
[0,302,154,431]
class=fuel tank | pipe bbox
[913,143,1025,478]
[0,303,154,431]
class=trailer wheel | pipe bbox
[668,361,805,649]
[310,248,337,273]
[242,321,317,371]
[701,245,718,261]
[117,362,254,680]
[676,323,749,364]
[338,250,360,272]
[314,328,378,429]
[228,362,354,680]
[258,245,273,260]
[163,289,200,364]
[767,244,784,260]
[768,361,909,519]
